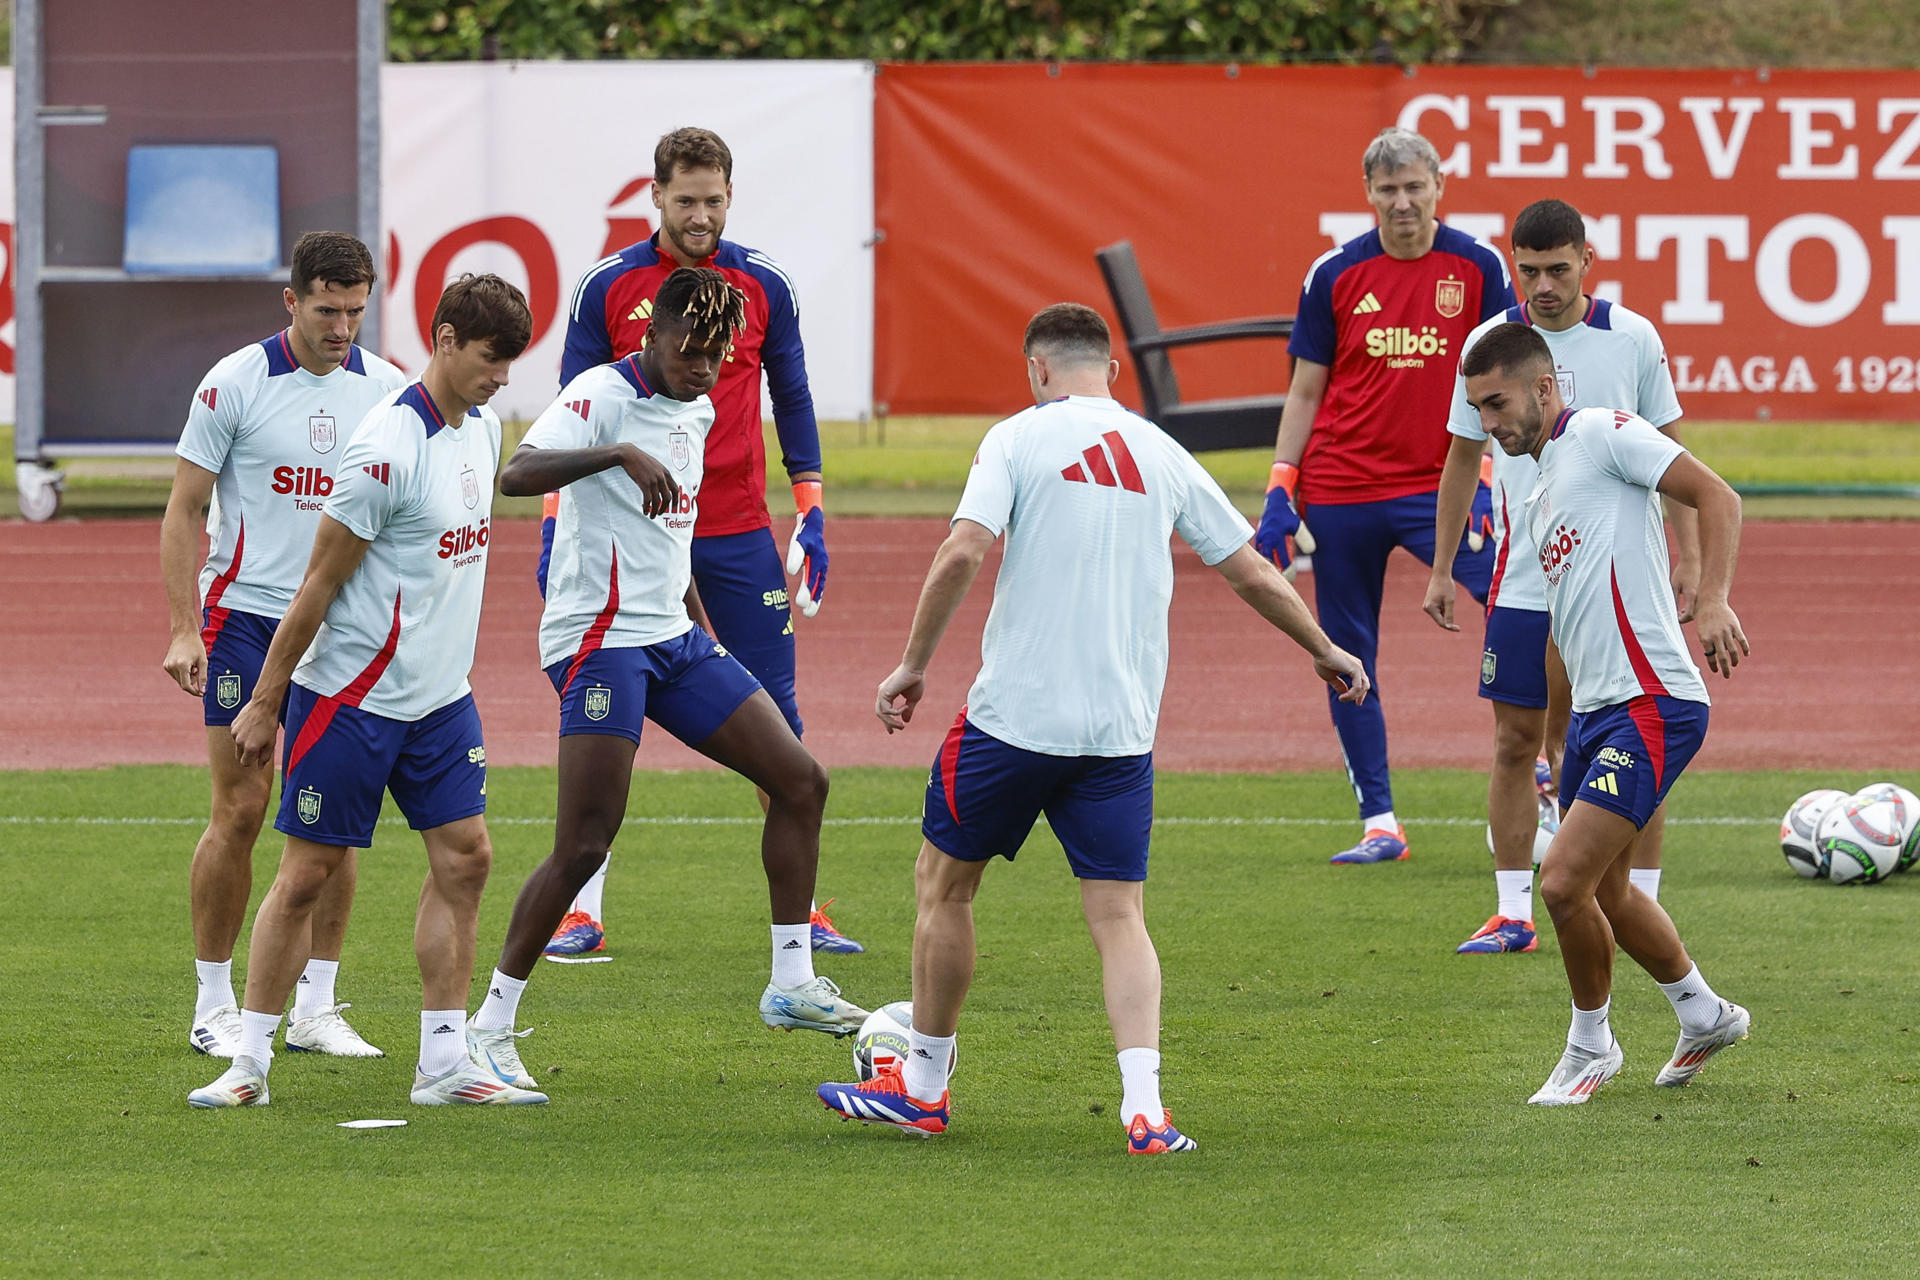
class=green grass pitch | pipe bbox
[3,765,1916,1276]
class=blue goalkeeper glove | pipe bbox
[1253,463,1315,578]
[1464,453,1494,553]
[785,481,828,617]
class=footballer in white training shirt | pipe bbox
[466,268,868,1101]
[1426,199,1693,954]
[1462,321,1750,1108]
[816,303,1368,1153]
[190,274,547,1111]
[160,232,404,1062]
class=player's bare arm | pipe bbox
[1655,453,1747,678]
[159,458,220,696]
[876,518,997,732]
[685,578,713,634]
[1423,435,1486,631]
[498,442,680,517]
[1654,422,1703,620]
[1270,357,1328,469]
[229,516,372,767]
[1212,542,1370,704]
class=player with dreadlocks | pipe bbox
[464,267,870,1095]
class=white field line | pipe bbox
[0,814,1776,828]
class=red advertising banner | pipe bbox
[876,63,1920,422]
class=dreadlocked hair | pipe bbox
[654,267,747,353]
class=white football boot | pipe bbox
[759,976,869,1037]
[466,1021,538,1088]
[410,1058,548,1106]
[188,1004,244,1058]
[1655,1002,1751,1087]
[188,1055,271,1108]
[285,1003,385,1058]
[1527,1039,1625,1106]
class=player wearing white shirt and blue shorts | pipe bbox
[160,232,405,1061]
[1427,200,1696,954]
[190,274,548,1110]
[1461,322,1751,1107]
[815,304,1368,1152]
[463,269,869,1099]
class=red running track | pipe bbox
[0,517,1913,774]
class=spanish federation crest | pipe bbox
[460,465,479,509]
[583,685,612,722]
[1481,650,1498,685]
[215,674,242,709]
[1556,367,1576,402]
[1435,277,1465,319]
[669,432,690,472]
[308,414,336,454]
[297,786,323,825]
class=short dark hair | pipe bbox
[430,274,532,360]
[652,266,746,352]
[1461,322,1553,383]
[1511,200,1587,253]
[290,231,375,297]
[655,127,733,185]
[1023,303,1110,363]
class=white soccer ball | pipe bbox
[1859,782,1920,874]
[1484,797,1560,867]
[1818,786,1910,885]
[852,1001,957,1083]
[1780,788,1849,879]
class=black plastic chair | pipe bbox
[1095,240,1293,452]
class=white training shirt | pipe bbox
[176,332,407,619]
[954,395,1253,757]
[292,383,503,721]
[520,356,709,669]
[1524,406,1708,712]
[1448,299,1681,611]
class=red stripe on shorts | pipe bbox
[200,521,247,651]
[939,707,968,825]
[1626,695,1668,791]
[285,593,403,775]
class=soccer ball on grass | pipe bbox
[1779,788,1849,878]
[1817,785,1912,885]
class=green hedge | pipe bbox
[388,1,1515,64]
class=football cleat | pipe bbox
[189,1003,245,1058]
[760,975,869,1037]
[1127,1110,1198,1154]
[1330,825,1409,865]
[410,1058,549,1106]
[817,1062,948,1136]
[188,1055,270,1108]
[1527,1039,1624,1106]
[543,910,605,957]
[1535,756,1557,799]
[1456,915,1538,954]
[1655,1002,1751,1087]
[285,1003,385,1058]
[466,1020,538,1088]
[809,898,865,954]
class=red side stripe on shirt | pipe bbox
[1627,695,1669,791]
[1485,489,1513,611]
[1609,565,1671,698]
[200,521,247,651]
[561,551,620,695]
[1101,431,1146,494]
[939,707,968,825]
[285,594,404,775]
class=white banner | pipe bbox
[380,61,875,423]
[0,62,875,434]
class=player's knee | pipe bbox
[769,755,829,820]
[1537,866,1584,922]
[436,832,494,896]
[209,784,271,846]
[1491,718,1542,768]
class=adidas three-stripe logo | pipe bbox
[566,399,591,419]
[1350,292,1383,315]
[197,387,219,412]
[1588,772,1620,795]
[1061,430,1147,493]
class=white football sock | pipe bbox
[292,958,339,1021]
[1361,809,1399,836]
[905,1029,955,1102]
[1657,964,1723,1033]
[1117,1046,1164,1126]
[1629,867,1662,901]
[1494,870,1534,923]
[1567,999,1613,1054]
[420,1009,468,1077]
[195,959,235,1020]
[575,855,608,922]
[771,923,813,987]
[471,968,528,1031]
[238,1009,280,1067]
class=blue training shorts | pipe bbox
[922,711,1155,881]
[546,627,762,747]
[1562,694,1708,829]
[691,528,801,737]
[1478,605,1551,708]
[201,607,279,727]
[276,688,488,847]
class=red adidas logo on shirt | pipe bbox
[566,399,591,419]
[363,463,391,485]
[198,388,218,412]
[1060,431,1146,494]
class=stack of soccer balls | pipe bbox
[1780,784,1920,884]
